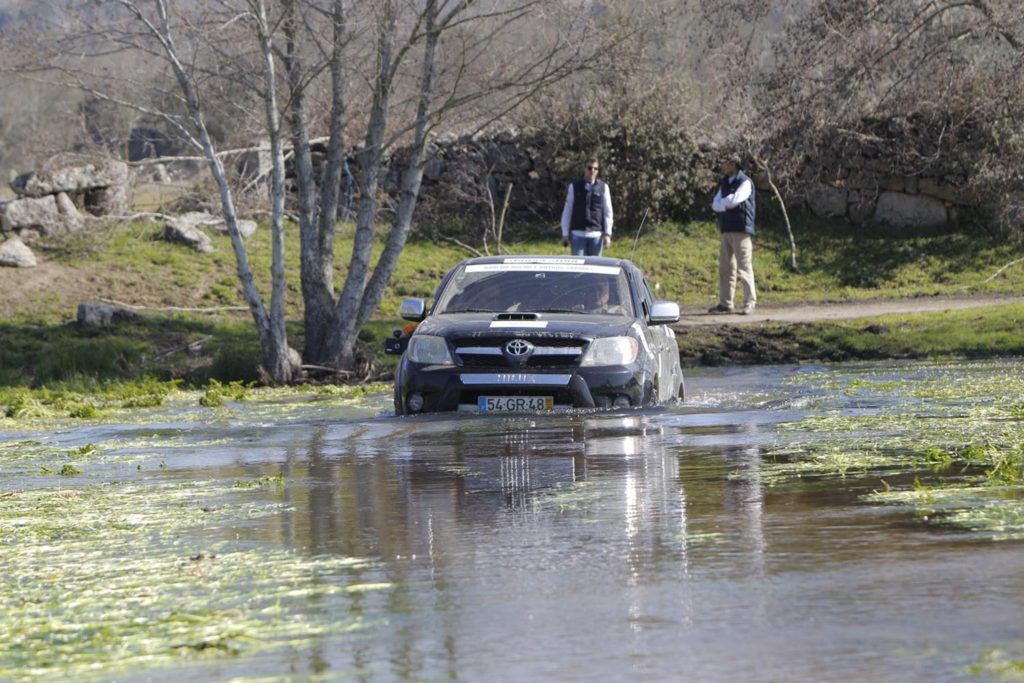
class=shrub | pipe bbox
[552,91,711,227]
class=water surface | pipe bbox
[3,360,1024,682]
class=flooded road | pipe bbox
[3,360,1024,681]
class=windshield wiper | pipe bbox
[531,308,581,314]
[444,307,497,314]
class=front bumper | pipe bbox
[397,363,646,413]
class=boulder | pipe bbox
[163,213,214,253]
[85,184,129,216]
[161,211,255,239]
[76,302,139,328]
[918,177,963,204]
[55,192,84,234]
[0,235,38,267]
[11,159,130,198]
[0,195,61,234]
[874,191,948,229]
[150,163,171,183]
[847,193,876,225]
[202,217,258,239]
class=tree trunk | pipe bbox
[253,0,296,383]
[284,0,337,365]
[357,7,440,331]
[139,0,292,381]
[327,5,397,370]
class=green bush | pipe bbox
[553,91,710,226]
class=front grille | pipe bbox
[453,336,586,369]
[451,336,584,349]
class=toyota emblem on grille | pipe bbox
[505,339,533,356]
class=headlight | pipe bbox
[580,336,638,367]
[406,335,454,365]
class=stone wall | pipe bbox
[791,118,977,233]
[801,163,968,233]
[383,125,976,235]
[382,127,565,231]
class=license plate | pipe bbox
[478,395,554,412]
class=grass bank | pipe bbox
[0,217,1021,386]
[677,302,1024,365]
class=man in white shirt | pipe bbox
[710,155,757,314]
[561,157,613,256]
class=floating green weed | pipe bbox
[0,480,387,681]
[233,474,285,491]
[0,379,184,424]
[967,648,1024,678]
[39,464,82,476]
[68,444,99,458]
[199,379,251,407]
[536,481,601,511]
[770,362,1024,539]
[986,446,1024,486]
[845,378,902,395]
[922,446,954,472]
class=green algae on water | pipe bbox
[0,479,389,682]
[766,361,1024,538]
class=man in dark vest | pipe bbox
[560,157,614,255]
[709,154,757,314]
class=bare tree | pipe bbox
[283,0,629,370]
[5,0,640,378]
[7,1,299,382]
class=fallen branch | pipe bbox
[82,212,170,222]
[437,234,484,257]
[300,363,352,376]
[983,256,1024,283]
[152,336,212,359]
[99,298,248,313]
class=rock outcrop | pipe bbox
[0,157,134,264]
[76,302,139,327]
[11,159,129,198]
[0,235,38,268]
[162,213,215,253]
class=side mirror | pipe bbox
[400,298,426,322]
[648,300,680,325]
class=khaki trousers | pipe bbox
[718,232,756,309]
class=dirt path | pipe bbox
[677,294,1024,326]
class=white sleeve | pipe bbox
[711,188,726,213]
[723,179,752,210]
[560,184,574,238]
[603,185,613,235]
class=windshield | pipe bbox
[435,261,634,317]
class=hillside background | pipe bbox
[2,1,1020,236]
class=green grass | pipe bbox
[2,215,1022,386]
[787,303,1024,360]
[21,215,1024,321]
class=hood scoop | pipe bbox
[493,312,539,321]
